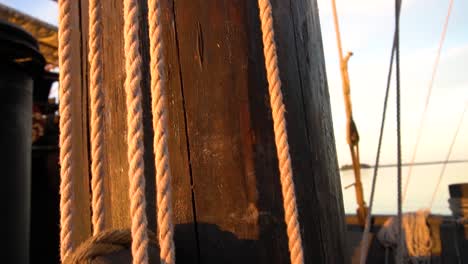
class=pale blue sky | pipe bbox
[3,0,467,167]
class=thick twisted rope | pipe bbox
[147,0,176,263]
[257,1,304,263]
[88,0,106,236]
[58,0,75,260]
[123,0,149,263]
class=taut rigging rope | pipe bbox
[403,0,455,202]
[395,0,404,262]
[429,103,467,209]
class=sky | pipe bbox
[2,0,467,167]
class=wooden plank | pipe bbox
[76,0,346,262]
[78,0,198,261]
[69,0,92,247]
[285,0,348,261]
[159,0,199,261]
[173,0,347,263]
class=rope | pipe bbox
[429,104,467,208]
[123,0,149,263]
[147,0,176,263]
[58,0,76,260]
[395,0,403,261]
[359,15,399,264]
[88,0,106,236]
[63,229,157,264]
[377,210,432,263]
[257,1,304,264]
[403,0,455,201]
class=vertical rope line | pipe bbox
[58,0,75,260]
[359,33,397,264]
[429,104,467,208]
[123,0,149,263]
[403,0,454,201]
[395,0,403,261]
[88,0,106,236]
[257,1,304,263]
[360,1,404,261]
[147,0,176,263]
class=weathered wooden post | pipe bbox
[68,0,348,263]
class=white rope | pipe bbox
[402,0,455,202]
[147,0,176,263]
[377,210,432,263]
[428,103,467,208]
[123,0,149,263]
[88,0,106,236]
[58,0,75,260]
[257,1,304,263]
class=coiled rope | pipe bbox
[377,210,432,263]
[63,229,158,264]
[257,0,304,263]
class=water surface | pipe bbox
[341,163,468,215]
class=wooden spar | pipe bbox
[71,0,348,263]
[330,0,368,225]
[64,0,93,247]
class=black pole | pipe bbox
[0,21,45,264]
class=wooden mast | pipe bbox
[70,0,348,263]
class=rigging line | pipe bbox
[395,0,403,261]
[429,103,467,209]
[403,0,455,201]
[359,24,398,264]
[359,0,405,260]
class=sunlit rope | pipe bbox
[123,0,150,263]
[403,0,455,202]
[429,103,467,208]
[257,0,305,263]
[58,0,76,260]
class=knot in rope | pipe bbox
[63,229,158,264]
